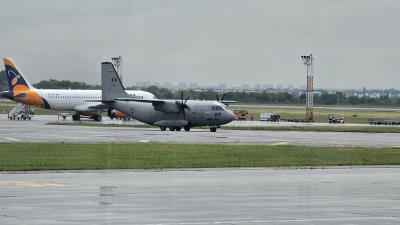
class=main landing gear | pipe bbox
[209,127,217,132]
[91,115,102,121]
[72,114,102,121]
[72,114,80,121]
[159,126,217,132]
[160,126,191,132]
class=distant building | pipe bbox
[136,81,151,87]
[163,82,171,87]
[218,83,227,90]
[178,83,187,88]
[241,83,250,90]
[262,84,273,89]
[189,83,199,88]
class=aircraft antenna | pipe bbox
[301,54,314,122]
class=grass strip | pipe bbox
[1,143,400,171]
[221,125,400,133]
[46,122,400,133]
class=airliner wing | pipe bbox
[87,103,108,109]
[74,103,108,112]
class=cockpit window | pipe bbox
[212,106,225,111]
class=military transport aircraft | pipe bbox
[101,62,235,132]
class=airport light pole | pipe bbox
[301,54,314,122]
[112,56,123,84]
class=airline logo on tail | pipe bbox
[2,57,50,109]
[3,58,32,92]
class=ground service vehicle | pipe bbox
[328,114,345,123]
[234,109,248,120]
[260,113,281,122]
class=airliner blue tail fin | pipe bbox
[3,58,34,92]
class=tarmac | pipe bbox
[1,167,400,225]
[0,114,400,147]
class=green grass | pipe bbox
[47,121,400,133]
[232,105,400,124]
[222,125,400,133]
[1,143,400,171]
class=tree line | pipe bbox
[1,74,400,106]
[138,85,400,106]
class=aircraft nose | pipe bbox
[227,110,235,122]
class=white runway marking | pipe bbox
[144,216,400,225]
[4,138,21,142]
[270,141,290,146]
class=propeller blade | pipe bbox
[184,95,190,104]
[216,94,220,102]
[180,91,184,103]
[221,93,225,102]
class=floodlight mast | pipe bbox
[301,54,314,121]
[111,56,123,84]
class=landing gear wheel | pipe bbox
[175,127,181,131]
[160,126,167,131]
[184,126,191,131]
[169,127,176,131]
[72,114,80,121]
[93,115,102,121]
[210,127,217,132]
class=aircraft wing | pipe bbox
[114,98,165,104]
[221,100,238,104]
[87,103,108,110]
[74,103,108,112]
[114,98,184,113]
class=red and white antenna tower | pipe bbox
[301,54,314,121]
[111,56,123,84]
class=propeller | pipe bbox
[217,93,237,106]
[176,91,191,117]
[216,93,226,103]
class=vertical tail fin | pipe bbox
[101,62,129,101]
[3,58,34,92]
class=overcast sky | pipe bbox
[1,0,399,89]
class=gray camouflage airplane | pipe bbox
[101,62,235,132]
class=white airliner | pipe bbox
[0,58,155,121]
